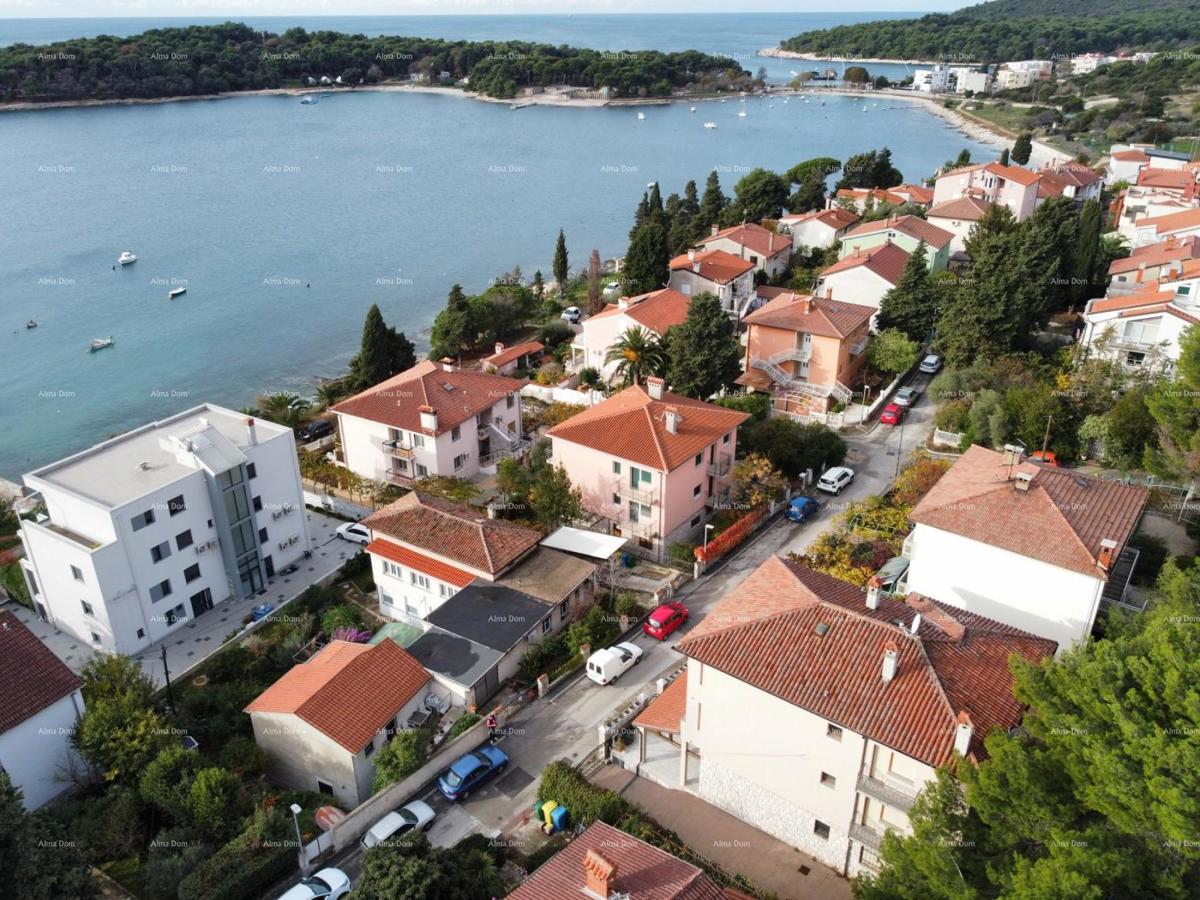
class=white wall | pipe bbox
[0,691,84,810]
[818,268,892,313]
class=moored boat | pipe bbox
[25,320,37,329]
[168,286,187,299]
[88,337,114,352]
[117,250,137,265]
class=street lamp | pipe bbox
[703,524,715,552]
[290,803,309,877]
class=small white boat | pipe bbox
[117,250,136,266]
[637,111,645,120]
[704,121,718,129]
[689,106,696,112]
[168,286,187,299]
[738,110,747,117]
[25,320,37,329]
[300,96,318,105]
[88,337,114,352]
[863,106,869,112]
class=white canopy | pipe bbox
[540,526,628,561]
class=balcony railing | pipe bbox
[850,338,868,355]
[708,454,732,478]
[849,823,886,852]
[857,773,919,812]
[380,438,416,460]
[385,469,416,487]
[614,478,654,506]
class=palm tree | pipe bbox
[256,392,310,427]
[604,327,666,387]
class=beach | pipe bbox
[758,46,950,66]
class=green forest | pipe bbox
[0,22,751,103]
[780,0,1200,62]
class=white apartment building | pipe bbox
[1083,273,1200,375]
[932,161,1042,221]
[19,405,311,655]
[953,68,991,95]
[911,64,950,93]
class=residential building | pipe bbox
[508,820,727,900]
[482,340,543,376]
[838,215,953,271]
[332,359,525,486]
[668,249,757,319]
[1070,53,1115,75]
[735,290,872,416]
[695,222,793,279]
[994,60,1051,91]
[932,162,1041,221]
[568,288,691,380]
[776,207,860,251]
[888,184,935,208]
[632,556,1055,878]
[19,405,310,656]
[828,187,906,214]
[1106,235,1200,291]
[1107,145,1193,186]
[925,196,992,255]
[1129,207,1200,249]
[548,379,749,561]
[813,242,911,316]
[1114,180,1198,243]
[953,68,992,95]
[905,445,1149,651]
[1082,279,1200,375]
[245,638,431,808]
[911,64,950,93]
[0,611,85,810]
[1036,162,1102,203]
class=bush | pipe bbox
[565,605,619,657]
[537,320,574,350]
[614,591,643,618]
[74,785,150,862]
[340,550,371,580]
[934,397,971,433]
[320,604,364,636]
[143,828,211,900]
[522,833,569,872]
[668,542,697,568]
[520,633,568,681]
[541,402,586,428]
[454,832,508,864]
[371,729,432,792]
[549,652,584,682]
[446,712,481,741]
[177,807,296,900]
[537,761,628,827]
[711,391,771,422]
[187,768,247,840]
[217,736,270,777]
[1130,533,1170,585]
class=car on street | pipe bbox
[297,418,335,443]
[785,495,820,523]
[603,281,621,297]
[359,800,436,849]
[816,466,855,495]
[893,386,920,407]
[336,522,370,545]
[1030,450,1059,467]
[918,354,943,375]
[586,641,644,684]
[251,602,274,622]
[880,403,905,426]
[278,868,352,900]
[643,601,689,640]
[560,306,582,324]
[437,745,509,801]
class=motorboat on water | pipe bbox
[117,250,136,265]
[637,111,645,120]
[300,96,319,105]
[689,106,696,112]
[168,286,187,299]
[703,121,718,129]
[89,337,114,352]
[737,110,747,117]
[25,320,37,329]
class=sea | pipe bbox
[0,13,987,478]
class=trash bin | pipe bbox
[551,805,570,834]
[540,801,559,830]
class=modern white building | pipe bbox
[19,405,311,655]
[911,64,950,93]
[0,610,86,810]
[1083,274,1200,375]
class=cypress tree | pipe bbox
[695,170,727,238]
[624,221,670,296]
[353,304,415,388]
[877,242,937,342]
[1072,199,1102,305]
[999,147,1010,166]
[552,229,569,292]
[1011,133,1033,165]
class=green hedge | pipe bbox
[177,832,295,900]
[446,712,481,740]
[536,761,628,828]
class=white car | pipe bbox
[602,281,621,297]
[278,868,352,900]
[560,306,582,324]
[360,799,436,849]
[816,466,855,495]
[918,354,943,375]
[586,641,643,685]
[336,522,370,545]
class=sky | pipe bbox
[0,1,966,19]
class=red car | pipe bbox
[643,601,689,640]
[880,403,905,426]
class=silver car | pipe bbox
[894,386,920,407]
[359,800,437,849]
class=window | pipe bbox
[693,484,701,497]
[131,509,155,531]
[168,495,186,516]
[559,599,570,621]
[364,739,376,758]
[150,541,172,563]
[690,513,702,527]
[439,583,452,598]
[827,723,843,742]
[412,434,426,448]
[252,495,263,512]
[184,563,201,584]
[258,527,268,543]
[246,462,257,479]
[415,463,428,477]
[451,425,461,441]
[506,394,515,409]
[814,821,831,840]
[81,600,94,616]
[453,454,466,471]
[540,615,551,633]
[411,572,431,590]
[694,453,702,466]
[316,779,334,796]
[612,493,621,505]
[70,564,83,582]
[176,529,194,550]
[379,590,393,607]
[164,603,186,625]
[383,561,403,579]
[820,772,837,788]
[149,579,172,602]
[91,632,101,644]
[859,847,884,871]
[405,599,419,616]
[136,628,145,640]
[722,432,730,444]
[612,461,622,475]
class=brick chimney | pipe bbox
[1098,538,1118,571]
[583,849,616,900]
[797,294,812,315]
[953,711,974,757]
[646,376,665,401]
[711,222,720,236]
[687,248,696,262]
[245,417,258,447]
[881,641,898,684]
[418,405,438,431]
[905,594,965,641]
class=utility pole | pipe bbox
[1042,413,1053,455]
[160,645,175,715]
[894,417,907,478]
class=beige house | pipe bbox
[667,248,756,319]
[695,222,793,279]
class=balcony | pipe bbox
[857,773,919,812]
[850,338,868,356]
[705,490,732,510]
[849,822,886,852]
[380,438,416,460]
[707,454,731,478]
[614,478,654,506]
[385,469,416,487]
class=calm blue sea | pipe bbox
[0,14,980,478]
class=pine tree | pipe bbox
[1016,197,1077,331]
[665,292,742,399]
[1011,132,1033,165]
[877,242,937,342]
[695,170,727,239]
[429,283,474,359]
[1145,326,1200,483]
[624,221,670,296]
[353,304,416,389]
[553,229,569,293]
[682,179,700,220]
[964,203,1017,258]
[532,269,544,302]
[1072,198,1102,305]
[630,192,650,239]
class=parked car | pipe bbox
[278,868,352,900]
[1030,450,1059,467]
[297,418,335,443]
[359,800,436,849]
[250,602,274,622]
[643,601,689,640]
[336,522,370,545]
[560,306,582,324]
[586,641,644,685]
[893,386,920,407]
[785,495,820,523]
[816,466,855,495]
[602,281,621,297]
[918,354,943,375]
[880,403,905,426]
[437,746,509,801]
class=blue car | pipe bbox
[437,745,509,801]
[785,496,820,523]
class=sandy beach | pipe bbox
[758,46,949,66]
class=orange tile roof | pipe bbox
[844,214,954,249]
[678,558,1056,766]
[1042,163,1100,188]
[1108,235,1200,275]
[364,492,541,575]
[910,445,1148,577]
[245,639,429,753]
[1137,207,1200,236]
[836,187,904,205]
[547,383,749,472]
[700,222,792,259]
[984,162,1041,186]
[1112,149,1150,162]
[819,241,910,285]
[668,248,755,284]
[743,291,873,338]
[366,538,475,587]
[634,670,687,733]
[1089,286,1178,314]
[783,207,860,230]
[0,610,83,735]
[1118,302,1200,325]
[927,196,992,221]
[589,288,692,336]
[332,359,523,436]
[483,341,543,369]
[1136,168,1194,190]
[895,183,935,204]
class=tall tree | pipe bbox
[877,242,938,342]
[623,221,670,296]
[586,249,603,314]
[552,228,569,292]
[647,182,664,223]
[998,146,1010,166]
[665,292,742,398]
[532,269,544,302]
[835,147,902,191]
[530,463,584,530]
[1072,198,1103,304]
[353,304,416,389]
[1011,132,1033,165]
[1015,196,1077,332]
[695,170,728,237]
[1145,325,1200,484]
[429,283,475,359]
[726,167,790,222]
[963,202,1017,258]
[604,326,667,386]
[0,774,97,900]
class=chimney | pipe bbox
[1098,538,1118,571]
[646,376,665,401]
[865,576,882,610]
[419,405,438,431]
[664,407,680,434]
[583,849,616,900]
[711,223,720,236]
[618,296,630,310]
[1002,443,1024,467]
[245,417,258,447]
[687,248,696,262]
[494,342,505,355]
[439,357,457,373]
[881,641,899,684]
[909,612,922,635]
[954,711,974,757]
[906,594,965,641]
[797,295,812,315]
[1014,472,1034,492]
[692,260,701,274]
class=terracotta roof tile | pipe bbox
[366,538,475,587]
[1112,150,1150,162]
[782,207,860,230]
[634,670,688,733]
[927,196,992,222]
[1089,286,1179,314]
[483,341,543,369]
[836,187,905,205]
[1136,168,1194,190]
[1118,302,1200,325]
[743,291,873,338]
[844,214,954,249]
[364,493,541,575]
[245,639,429,753]
[1108,235,1200,275]
[984,162,1041,186]
[819,241,910,285]
[332,360,523,436]
[668,248,755,284]
[1042,163,1100,188]
[895,183,935,204]
[590,288,692,335]
[547,384,748,472]
[909,445,1148,576]
[1137,207,1200,236]
[700,222,792,259]
[0,611,82,735]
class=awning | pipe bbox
[540,526,628,561]
[634,671,687,734]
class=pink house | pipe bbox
[568,288,690,382]
[547,378,750,561]
[932,162,1041,221]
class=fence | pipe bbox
[302,489,372,520]
[520,383,605,407]
[932,428,965,449]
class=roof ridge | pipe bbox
[642,404,670,470]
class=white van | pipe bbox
[586,642,643,685]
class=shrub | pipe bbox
[541,402,586,428]
[187,767,247,840]
[340,550,371,580]
[217,736,270,777]
[565,605,619,657]
[614,591,643,618]
[536,761,628,827]
[890,457,950,508]
[520,633,568,681]
[537,320,574,350]
[668,541,697,568]
[177,806,296,900]
[534,362,566,385]
[140,746,203,823]
[454,832,508,864]
[522,833,569,872]
[371,729,432,792]
[320,604,364,637]
[712,391,771,422]
[143,828,211,900]
[446,712,481,741]
[550,652,584,682]
[934,397,971,433]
